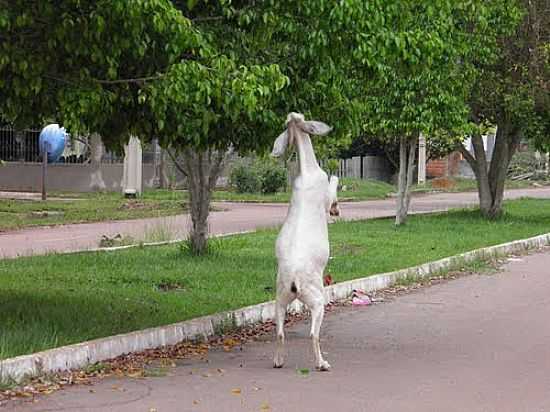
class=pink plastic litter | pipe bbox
[352,296,371,306]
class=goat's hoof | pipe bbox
[316,360,331,371]
[273,354,285,369]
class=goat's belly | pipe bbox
[276,238,329,275]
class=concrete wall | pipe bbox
[362,155,392,181]
[336,155,392,182]
[0,162,156,193]
[458,159,476,179]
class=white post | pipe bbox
[122,136,143,197]
[152,138,161,188]
[418,133,426,185]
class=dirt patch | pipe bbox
[156,281,185,292]
[430,177,456,190]
[29,211,64,218]
[334,242,365,256]
[118,201,148,211]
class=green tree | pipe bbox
[0,0,287,254]
[189,1,371,144]
[332,1,496,224]
[147,55,286,253]
[228,0,522,225]
[0,0,203,141]
[163,0,368,251]
[458,0,549,218]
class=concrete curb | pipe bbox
[65,230,257,255]
[2,232,549,383]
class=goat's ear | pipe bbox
[271,130,289,157]
[299,120,332,136]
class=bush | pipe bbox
[260,162,287,193]
[325,158,340,176]
[230,161,262,193]
[229,158,288,194]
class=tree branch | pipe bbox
[191,16,226,22]
[459,143,476,167]
[94,74,165,84]
[208,150,225,189]
[44,73,166,87]
[166,148,188,177]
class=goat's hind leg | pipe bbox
[302,287,330,371]
[273,290,293,368]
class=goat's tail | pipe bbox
[290,279,299,295]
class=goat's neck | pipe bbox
[293,127,319,176]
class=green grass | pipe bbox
[0,190,187,232]
[211,178,395,203]
[413,177,546,194]
[1,198,550,360]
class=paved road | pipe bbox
[2,187,550,258]
[9,249,550,412]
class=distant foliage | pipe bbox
[325,159,340,176]
[230,158,288,194]
[260,160,288,194]
[230,161,262,194]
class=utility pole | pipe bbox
[418,133,426,185]
[41,142,48,201]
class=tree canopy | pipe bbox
[459,0,549,218]
[1,0,547,249]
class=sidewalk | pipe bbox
[1,187,550,258]
[8,248,550,411]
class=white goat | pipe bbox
[271,112,339,371]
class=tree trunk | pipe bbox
[169,147,225,255]
[89,133,107,191]
[460,124,519,219]
[395,136,416,225]
[471,132,493,214]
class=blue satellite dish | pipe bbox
[39,124,67,163]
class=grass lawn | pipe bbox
[413,177,547,193]
[1,198,550,359]
[211,177,395,202]
[0,191,187,232]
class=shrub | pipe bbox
[229,161,262,193]
[260,162,287,193]
[325,158,340,176]
[229,158,288,194]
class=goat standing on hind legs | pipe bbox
[271,112,340,372]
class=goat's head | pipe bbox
[271,112,332,158]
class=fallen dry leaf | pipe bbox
[127,370,144,378]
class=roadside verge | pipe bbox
[1,232,549,383]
